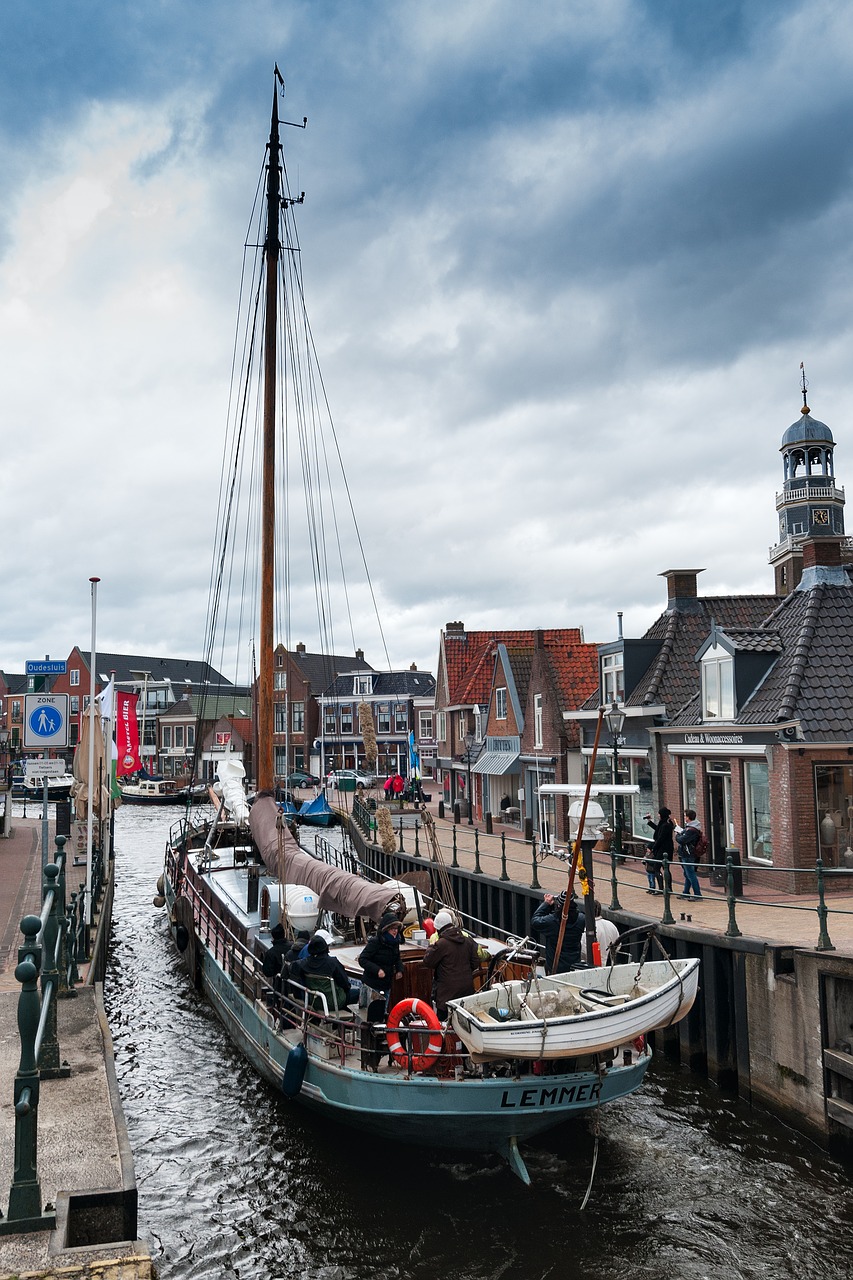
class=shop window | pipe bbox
[815,764,853,868]
[744,760,772,862]
[682,758,697,814]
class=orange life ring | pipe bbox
[385,998,443,1073]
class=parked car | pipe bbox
[325,768,376,792]
[286,770,321,787]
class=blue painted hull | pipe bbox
[166,877,651,1159]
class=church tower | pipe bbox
[769,368,845,595]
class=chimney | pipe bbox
[296,642,306,653]
[802,536,843,569]
[660,569,705,612]
[797,536,851,589]
[355,648,364,661]
[410,662,418,671]
[534,629,545,651]
[445,621,465,637]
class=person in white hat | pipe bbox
[422,910,480,1020]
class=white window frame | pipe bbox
[601,651,624,704]
[436,711,446,742]
[701,645,734,720]
[70,669,80,687]
[419,711,433,739]
[496,688,508,720]
[534,693,543,749]
[274,671,286,690]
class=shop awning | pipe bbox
[472,751,521,776]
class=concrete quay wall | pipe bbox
[349,810,853,1153]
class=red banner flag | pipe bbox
[116,691,142,776]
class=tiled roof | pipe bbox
[325,670,436,698]
[292,650,374,693]
[735,584,853,737]
[545,641,600,713]
[630,596,781,714]
[80,651,230,687]
[442,628,584,707]
[720,628,783,654]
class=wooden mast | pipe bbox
[258,86,281,793]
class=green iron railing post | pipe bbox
[473,829,482,875]
[725,852,742,939]
[661,850,675,925]
[1,913,55,1234]
[398,819,404,853]
[451,826,458,869]
[52,835,70,996]
[609,837,622,912]
[530,833,541,890]
[815,855,835,951]
[414,821,420,858]
[38,864,61,1075]
[500,830,509,882]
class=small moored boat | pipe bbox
[447,957,700,1061]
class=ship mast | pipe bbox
[258,87,281,793]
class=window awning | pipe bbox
[472,751,521,776]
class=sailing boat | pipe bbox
[160,74,659,1184]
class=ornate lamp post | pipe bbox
[463,731,476,826]
[605,702,626,907]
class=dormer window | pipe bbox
[354,675,372,696]
[701,645,734,720]
[601,651,624,704]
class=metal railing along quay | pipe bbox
[0,827,112,1238]
[350,797,853,955]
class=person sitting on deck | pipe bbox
[531,891,585,974]
[289,934,357,1011]
[261,922,291,980]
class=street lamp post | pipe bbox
[463,731,476,825]
[605,700,626,911]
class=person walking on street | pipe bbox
[676,809,703,898]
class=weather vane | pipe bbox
[800,361,810,415]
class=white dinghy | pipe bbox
[447,956,700,1061]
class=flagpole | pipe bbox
[85,576,100,926]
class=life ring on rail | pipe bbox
[385,998,443,1073]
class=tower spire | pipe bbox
[800,361,810,415]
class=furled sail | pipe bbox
[249,795,399,921]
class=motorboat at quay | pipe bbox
[158,73,699,1185]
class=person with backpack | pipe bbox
[675,808,704,898]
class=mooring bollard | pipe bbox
[473,829,482,875]
[500,830,509,882]
[725,852,742,939]
[815,854,836,951]
[661,851,675,925]
[414,821,420,858]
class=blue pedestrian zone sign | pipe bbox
[23,694,69,748]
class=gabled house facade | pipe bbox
[319,667,436,779]
[271,643,375,781]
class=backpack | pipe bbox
[693,829,708,861]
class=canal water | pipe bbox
[105,805,853,1280]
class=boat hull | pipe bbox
[163,871,651,1159]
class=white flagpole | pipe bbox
[85,576,100,926]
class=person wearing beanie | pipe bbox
[531,891,585,974]
[261,921,291,979]
[285,929,312,965]
[358,913,404,1006]
[289,931,356,1010]
[422,910,480,1020]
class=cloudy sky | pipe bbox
[2,0,853,683]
